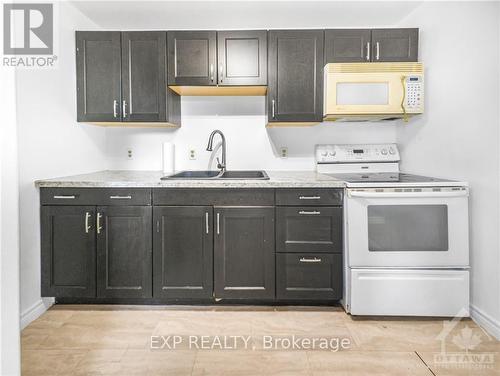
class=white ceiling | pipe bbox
[70,1,423,30]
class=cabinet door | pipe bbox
[76,31,122,122]
[214,207,275,299]
[277,253,342,300]
[153,206,213,299]
[167,31,217,86]
[371,28,418,62]
[217,30,267,86]
[276,207,342,253]
[96,206,152,298]
[41,206,96,297]
[268,30,324,122]
[121,31,167,122]
[324,29,371,63]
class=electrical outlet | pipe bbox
[189,149,197,160]
[280,147,288,158]
[127,148,133,160]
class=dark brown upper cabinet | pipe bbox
[217,30,267,86]
[76,31,180,125]
[267,30,324,123]
[167,31,217,86]
[76,31,122,122]
[121,31,167,122]
[371,28,418,62]
[324,29,372,63]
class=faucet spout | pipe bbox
[206,130,227,173]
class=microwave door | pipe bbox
[346,190,469,268]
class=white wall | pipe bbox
[397,2,500,336]
[16,2,105,327]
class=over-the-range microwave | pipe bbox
[323,62,424,122]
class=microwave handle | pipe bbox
[401,75,409,123]
[348,190,469,199]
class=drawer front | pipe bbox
[277,253,342,300]
[41,188,151,206]
[276,206,342,253]
[276,189,342,206]
[153,188,275,206]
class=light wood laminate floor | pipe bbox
[21,305,500,375]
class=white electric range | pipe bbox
[316,144,470,317]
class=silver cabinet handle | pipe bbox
[210,64,214,82]
[366,42,370,61]
[109,195,132,199]
[299,211,321,215]
[205,212,209,234]
[85,212,91,233]
[300,257,322,263]
[216,213,220,235]
[219,64,223,83]
[113,100,118,118]
[96,212,103,234]
[53,195,76,199]
[122,100,127,117]
[271,99,276,119]
[376,42,380,60]
[299,196,321,200]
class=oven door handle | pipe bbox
[348,190,468,198]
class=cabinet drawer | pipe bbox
[277,253,342,300]
[153,188,274,206]
[276,189,342,206]
[41,188,151,206]
[276,206,342,253]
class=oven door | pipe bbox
[346,188,469,267]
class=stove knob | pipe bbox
[389,148,395,155]
[381,149,388,155]
[321,151,328,157]
[328,151,336,157]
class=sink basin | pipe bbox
[162,170,269,180]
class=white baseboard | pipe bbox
[470,304,500,340]
[20,298,54,330]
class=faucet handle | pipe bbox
[216,157,222,169]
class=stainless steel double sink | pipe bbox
[161,170,269,180]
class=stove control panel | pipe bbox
[316,144,400,164]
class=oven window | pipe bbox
[367,205,449,252]
[336,83,389,105]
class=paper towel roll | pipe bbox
[162,142,175,175]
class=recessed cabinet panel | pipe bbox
[153,206,213,299]
[217,30,267,86]
[324,29,371,63]
[167,31,217,86]
[76,31,122,122]
[41,206,96,297]
[268,30,324,122]
[121,31,166,122]
[371,28,418,62]
[96,206,152,298]
[214,207,275,299]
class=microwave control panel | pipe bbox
[405,75,424,113]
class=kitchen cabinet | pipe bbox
[76,31,180,125]
[267,30,324,123]
[324,28,418,64]
[214,207,275,299]
[167,31,217,86]
[371,28,418,62]
[76,31,122,122]
[96,206,152,298]
[41,206,96,297]
[217,30,267,86]
[153,206,213,299]
[324,29,372,63]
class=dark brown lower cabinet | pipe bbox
[96,206,152,298]
[153,206,213,299]
[41,206,96,297]
[214,207,275,299]
[277,253,342,300]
